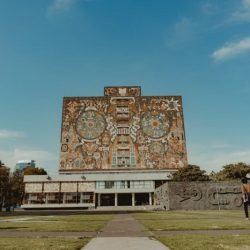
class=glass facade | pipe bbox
[15,160,35,170]
[96,180,154,189]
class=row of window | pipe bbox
[96,180,154,189]
[23,192,94,205]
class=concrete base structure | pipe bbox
[22,170,174,210]
[22,175,244,210]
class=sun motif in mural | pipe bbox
[76,110,106,140]
[167,98,181,111]
[141,112,169,138]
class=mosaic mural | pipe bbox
[59,86,187,172]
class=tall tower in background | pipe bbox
[15,160,36,171]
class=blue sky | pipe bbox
[1,0,250,174]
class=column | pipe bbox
[115,193,118,207]
[59,182,62,204]
[149,193,152,206]
[63,193,66,204]
[28,193,31,204]
[93,193,95,207]
[132,193,135,206]
[98,193,101,207]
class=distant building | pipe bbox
[15,160,35,171]
[22,86,188,209]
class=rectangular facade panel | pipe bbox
[61,182,77,192]
[78,182,95,192]
[59,86,188,172]
[25,183,43,193]
[44,183,60,193]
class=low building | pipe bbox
[22,86,188,209]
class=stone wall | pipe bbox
[155,181,243,210]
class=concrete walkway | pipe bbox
[98,213,152,237]
[82,213,170,250]
[82,237,169,250]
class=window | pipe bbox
[82,192,94,203]
[105,181,114,189]
[120,181,126,188]
[64,192,80,204]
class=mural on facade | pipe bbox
[59,86,187,171]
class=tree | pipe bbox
[23,166,47,175]
[0,161,10,211]
[11,167,47,208]
[172,164,210,182]
[6,170,25,209]
[214,162,250,181]
[2,166,47,210]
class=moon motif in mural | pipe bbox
[141,112,168,138]
[76,110,106,140]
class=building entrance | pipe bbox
[135,193,149,205]
[100,194,115,206]
[117,193,132,206]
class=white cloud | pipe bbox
[47,0,75,16]
[201,1,220,15]
[230,0,250,22]
[211,143,232,150]
[189,148,250,173]
[12,148,57,162]
[0,148,58,174]
[166,18,198,47]
[211,37,250,62]
[0,129,25,139]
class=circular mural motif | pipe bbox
[61,144,69,152]
[76,110,105,140]
[141,112,168,138]
[149,141,165,155]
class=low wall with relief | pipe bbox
[155,181,242,210]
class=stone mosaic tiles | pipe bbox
[60,86,187,172]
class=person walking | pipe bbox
[241,177,250,220]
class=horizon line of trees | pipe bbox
[172,162,250,182]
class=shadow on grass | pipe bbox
[0,227,28,230]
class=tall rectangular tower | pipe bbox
[59,86,187,172]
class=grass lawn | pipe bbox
[133,210,250,231]
[0,237,89,250]
[157,234,250,250]
[0,214,113,232]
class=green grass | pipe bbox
[0,237,89,250]
[157,234,250,250]
[0,214,113,232]
[133,210,250,231]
